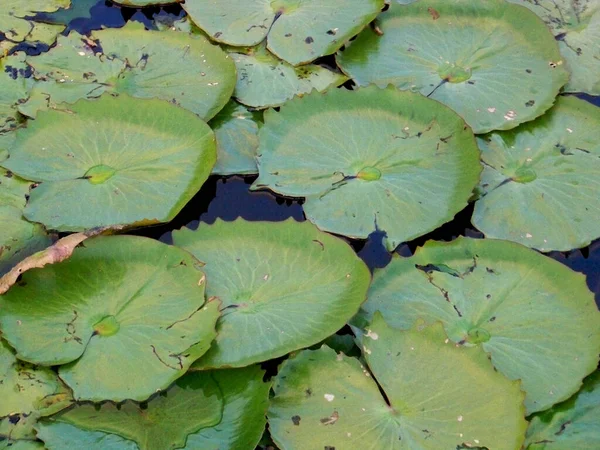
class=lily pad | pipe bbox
[184,366,271,450]
[0,169,52,277]
[0,54,30,132]
[36,371,223,450]
[24,23,236,120]
[508,0,600,95]
[0,340,72,441]
[525,371,600,449]
[3,94,216,231]
[251,86,481,250]
[172,218,371,368]
[337,0,569,133]
[268,318,527,449]
[473,96,600,251]
[183,0,384,65]
[231,44,347,108]
[209,101,262,175]
[0,0,69,46]
[357,237,600,413]
[0,235,220,402]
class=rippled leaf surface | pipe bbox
[0,236,220,402]
[173,218,371,368]
[231,44,347,108]
[337,0,569,133]
[36,371,223,450]
[184,0,384,65]
[252,86,480,250]
[474,96,600,251]
[358,237,600,413]
[508,0,600,95]
[525,371,600,449]
[4,94,216,231]
[269,319,527,449]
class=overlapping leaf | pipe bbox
[3,94,216,231]
[23,23,236,120]
[172,218,371,368]
[0,236,220,402]
[183,0,384,65]
[357,237,600,413]
[252,86,481,250]
[473,96,600,251]
[337,0,569,133]
[508,0,600,95]
[269,318,527,449]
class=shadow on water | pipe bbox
[14,2,600,307]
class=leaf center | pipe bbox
[94,315,120,337]
[357,166,381,181]
[84,164,117,185]
[438,63,472,83]
[467,327,491,344]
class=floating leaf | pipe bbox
[24,23,236,120]
[508,0,600,95]
[525,371,600,449]
[209,101,262,175]
[172,218,371,368]
[0,340,72,441]
[269,319,527,449]
[337,0,569,133]
[357,237,600,413]
[183,0,384,65]
[473,96,600,251]
[36,371,223,450]
[184,366,271,450]
[251,86,481,250]
[0,169,51,277]
[0,54,30,132]
[0,0,69,46]
[0,206,52,278]
[0,235,220,402]
[231,44,347,108]
[3,94,216,231]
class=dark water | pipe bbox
[19,0,600,307]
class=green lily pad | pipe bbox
[251,86,481,250]
[357,237,600,413]
[525,371,600,449]
[337,0,569,134]
[3,94,216,231]
[0,0,69,45]
[231,44,347,108]
[508,0,600,95]
[0,54,30,132]
[172,218,371,368]
[0,340,72,441]
[184,366,271,450]
[0,169,52,277]
[183,0,384,65]
[0,235,220,402]
[24,23,236,120]
[268,318,527,449]
[36,371,223,450]
[473,96,600,251]
[209,101,262,175]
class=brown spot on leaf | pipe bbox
[428,7,440,20]
[305,36,314,44]
[291,415,301,425]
